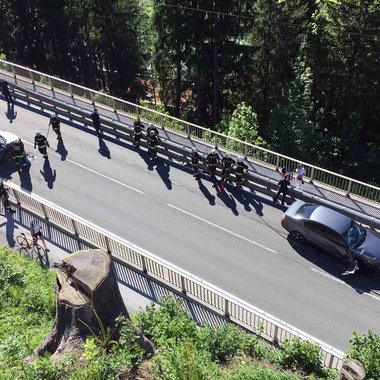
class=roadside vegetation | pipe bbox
[1,245,379,379]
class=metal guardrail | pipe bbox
[3,181,344,370]
[0,58,379,203]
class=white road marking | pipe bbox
[310,267,380,302]
[24,140,278,254]
[167,203,277,253]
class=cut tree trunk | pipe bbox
[28,249,153,362]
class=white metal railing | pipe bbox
[4,182,344,370]
[0,58,379,204]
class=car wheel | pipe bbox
[289,231,305,244]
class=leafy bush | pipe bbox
[277,338,323,375]
[346,330,380,379]
[134,296,198,348]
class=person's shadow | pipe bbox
[217,187,239,216]
[56,139,68,161]
[5,103,17,123]
[5,217,16,247]
[40,160,56,189]
[19,165,33,192]
[138,149,154,171]
[197,177,215,206]
[98,137,111,159]
[230,187,264,216]
[155,160,172,190]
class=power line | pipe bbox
[160,2,380,40]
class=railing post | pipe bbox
[346,180,352,196]
[29,70,36,91]
[276,155,280,169]
[224,298,230,318]
[186,123,190,137]
[104,236,111,254]
[10,64,17,84]
[310,167,315,181]
[71,219,79,236]
[11,188,21,205]
[40,203,48,219]
[214,133,218,148]
[69,84,73,98]
[112,98,116,113]
[141,255,147,273]
[273,325,279,343]
[181,276,186,293]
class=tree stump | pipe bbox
[28,249,153,361]
[338,358,366,380]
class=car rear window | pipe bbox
[295,203,319,219]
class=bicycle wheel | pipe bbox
[33,244,46,258]
[17,234,29,247]
[19,247,32,258]
[33,245,49,268]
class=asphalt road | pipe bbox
[1,100,380,352]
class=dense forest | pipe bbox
[0,0,379,184]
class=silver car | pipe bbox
[281,200,380,276]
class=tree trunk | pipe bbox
[338,358,366,380]
[27,249,153,362]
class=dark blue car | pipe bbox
[282,200,380,276]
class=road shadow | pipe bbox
[155,159,172,190]
[19,165,33,192]
[40,159,56,189]
[197,177,215,206]
[5,103,17,123]
[288,237,380,292]
[98,137,111,159]
[217,188,239,216]
[229,186,264,216]
[138,149,154,171]
[56,139,68,161]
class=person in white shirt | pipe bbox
[295,165,306,192]
[30,219,49,251]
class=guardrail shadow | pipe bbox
[113,259,230,329]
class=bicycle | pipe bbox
[17,232,48,266]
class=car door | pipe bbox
[303,221,336,254]
[325,232,351,260]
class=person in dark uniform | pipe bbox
[0,179,15,213]
[34,131,49,160]
[91,108,101,137]
[190,147,201,179]
[49,113,62,140]
[206,149,220,180]
[12,139,27,168]
[146,123,159,138]
[147,130,159,160]
[235,157,248,188]
[1,80,14,105]
[133,117,144,148]
[221,153,235,184]
[273,176,290,205]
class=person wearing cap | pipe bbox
[133,117,144,148]
[12,138,27,168]
[206,148,220,181]
[0,179,15,213]
[34,131,50,160]
[91,108,101,137]
[235,157,248,188]
[49,112,62,140]
[221,152,235,185]
[190,147,201,179]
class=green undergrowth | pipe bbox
[0,246,56,374]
